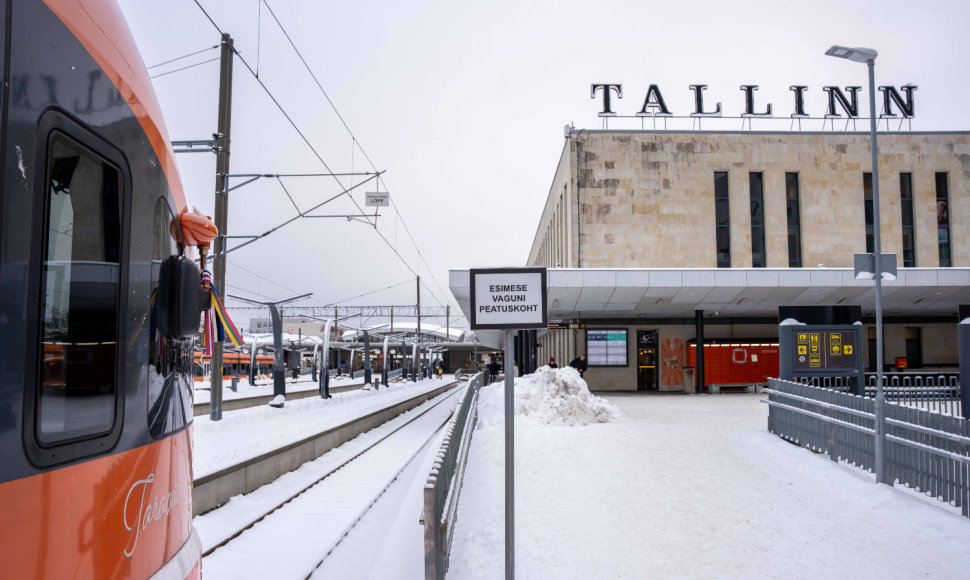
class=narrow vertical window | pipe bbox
[749,172,765,267]
[786,172,801,267]
[863,172,874,253]
[936,172,951,267]
[900,173,915,267]
[38,133,122,443]
[714,172,730,267]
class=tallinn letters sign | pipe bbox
[590,83,917,119]
[470,268,547,330]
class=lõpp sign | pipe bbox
[469,267,547,330]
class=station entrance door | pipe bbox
[637,330,658,391]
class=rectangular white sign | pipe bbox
[470,268,547,329]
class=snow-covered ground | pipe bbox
[447,367,970,579]
[193,375,455,477]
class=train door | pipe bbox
[637,330,658,391]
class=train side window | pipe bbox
[148,198,194,439]
[37,134,122,444]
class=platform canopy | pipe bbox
[450,268,970,348]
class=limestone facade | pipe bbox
[528,131,970,270]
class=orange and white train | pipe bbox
[193,351,275,383]
[0,1,211,578]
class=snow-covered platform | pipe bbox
[448,368,970,579]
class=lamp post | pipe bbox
[826,44,887,484]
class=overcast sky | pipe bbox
[118,0,970,330]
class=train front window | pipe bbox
[38,134,121,444]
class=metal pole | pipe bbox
[868,58,887,485]
[412,342,418,382]
[312,342,318,382]
[269,304,285,398]
[504,328,515,580]
[415,276,421,382]
[364,330,372,386]
[528,330,537,374]
[416,275,421,346]
[248,335,258,386]
[209,32,234,422]
[382,336,389,386]
[320,319,332,398]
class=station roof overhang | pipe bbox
[449,267,970,348]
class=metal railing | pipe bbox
[792,372,962,417]
[765,378,970,518]
[421,372,485,579]
[866,373,961,416]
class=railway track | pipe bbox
[196,384,463,578]
[193,380,458,515]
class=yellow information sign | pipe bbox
[793,329,857,371]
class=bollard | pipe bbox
[231,376,238,393]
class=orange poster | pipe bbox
[661,338,685,387]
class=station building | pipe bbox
[452,128,970,392]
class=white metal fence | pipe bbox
[421,372,485,579]
[765,378,970,517]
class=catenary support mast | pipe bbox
[210,33,234,421]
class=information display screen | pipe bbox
[793,329,857,371]
[587,329,628,366]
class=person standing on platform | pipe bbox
[569,354,588,377]
[548,357,558,368]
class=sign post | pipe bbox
[469,267,547,580]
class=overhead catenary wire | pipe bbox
[150,56,221,80]
[192,1,380,232]
[258,0,461,314]
[322,279,415,308]
[227,258,322,303]
[147,44,219,69]
[225,282,279,302]
[194,2,455,312]
[255,0,262,77]
[190,0,458,313]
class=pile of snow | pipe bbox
[513,366,622,425]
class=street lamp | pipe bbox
[826,44,888,484]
